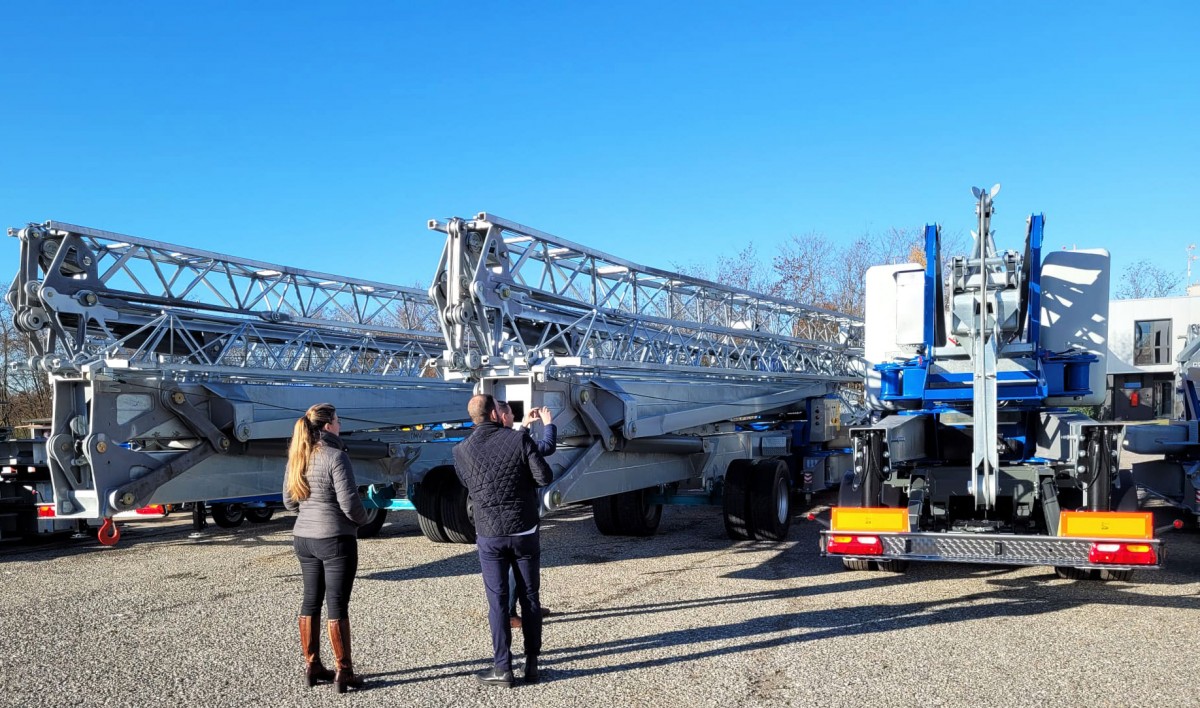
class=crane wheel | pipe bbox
[414,469,451,543]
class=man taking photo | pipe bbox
[453,394,554,687]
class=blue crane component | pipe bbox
[820,186,1163,580]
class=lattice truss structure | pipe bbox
[429,213,865,382]
[8,221,442,383]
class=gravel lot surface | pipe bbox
[2,462,1198,708]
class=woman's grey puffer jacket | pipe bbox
[283,431,369,538]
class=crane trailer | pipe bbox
[424,212,864,542]
[6,220,473,544]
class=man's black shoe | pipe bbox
[524,656,540,684]
[476,667,514,688]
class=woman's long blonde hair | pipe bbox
[284,403,337,501]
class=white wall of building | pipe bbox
[1108,295,1200,373]
[1107,294,1200,419]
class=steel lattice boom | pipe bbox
[428,213,864,382]
[5,219,472,525]
[8,220,442,382]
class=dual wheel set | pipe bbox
[195,500,389,538]
[407,457,797,545]
[204,503,276,529]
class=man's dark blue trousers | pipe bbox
[476,531,543,671]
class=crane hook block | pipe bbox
[98,518,121,546]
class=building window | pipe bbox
[1134,319,1172,365]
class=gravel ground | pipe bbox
[1,462,1198,708]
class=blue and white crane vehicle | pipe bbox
[821,186,1163,580]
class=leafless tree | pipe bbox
[769,228,927,316]
[673,243,773,293]
[0,282,52,431]
[1114,260,1182,299]
[770,231,838,309]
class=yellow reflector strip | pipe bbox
[831,507,910,533]
[1058,511,1153,540]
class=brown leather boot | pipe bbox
[327,619,365,693]
[299,616,335,687]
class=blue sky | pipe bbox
[2,2,1196,295]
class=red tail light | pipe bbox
[827,534,884,556]
[36,504,55,518]
[134,504,166,516]
[1088,542,1157,566]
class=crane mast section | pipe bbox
[7,221,471,524]
[428,213,865,520]
[9,220,443,382]
[428,213,863,385]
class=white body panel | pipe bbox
[1040,249,1111,406]
[864,263,924,410]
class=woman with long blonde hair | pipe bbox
[283,402,369,693]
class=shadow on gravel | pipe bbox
[543,574,1199,680]
[0,517,294,563]
[354,567,1200,687]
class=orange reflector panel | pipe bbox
[1058,511,1153,540]
[830,507,909,533]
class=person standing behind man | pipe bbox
[453,394,554,687]
[496,401,555,628]
[283,403,370,693]
[497,401,556,458]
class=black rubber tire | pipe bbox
[357,508,388,539]
[723,459,755,541]
[210,503,244,528]
[1054,566,1098,580]
[414,471,450,543]
[875,559,909,573]
[1098,569,1134,581]
[843,559,874,571]
[440,478,477,544]
[613,490,663,537]
[749,459,791,542]
[245,507,274,524]
[592,495,621,535]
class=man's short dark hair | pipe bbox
[467,393,496,424]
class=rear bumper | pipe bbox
[820,530,1163,570]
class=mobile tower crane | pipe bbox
[5,220,472,544]
[424,213,864,541]
[821,186,1162,579]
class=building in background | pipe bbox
[1106,289,1200,421]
